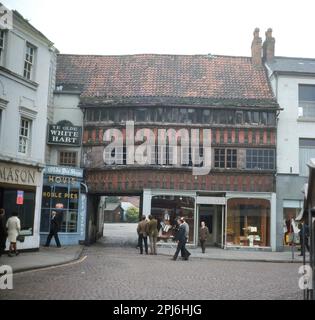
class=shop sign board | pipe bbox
[47,124,82,147]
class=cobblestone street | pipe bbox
[1,244,303,300]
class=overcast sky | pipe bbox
[3,0,315,57]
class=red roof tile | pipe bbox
[56,54,275,103]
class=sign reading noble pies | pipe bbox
[47,124,82,146]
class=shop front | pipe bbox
[40,166,87,246]
[0,161,43,250]
[143,189,277,250]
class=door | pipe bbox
[198,205,223,247]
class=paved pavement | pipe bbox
[0,246,83,273]
[102,223,308,263]
[1,244,304,300]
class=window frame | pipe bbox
[58,151,78,167]
[246,149,275,170]
[299,84,315,118]
[23,42,36,80]
[0,30,6,66]
[214,148,237,169]
[18,117,31,155]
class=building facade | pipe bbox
[0,8,57,250]
[55,29,279,250]
[265,40,315,250]
[39,78,87,246]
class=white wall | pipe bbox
[0,22,56,165]
[270,75,315,174]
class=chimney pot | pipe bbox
[251,28,262,66]
[263,28,275,63]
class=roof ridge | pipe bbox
[57,53,251,59]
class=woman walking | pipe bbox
[0,208,7,257]
[6,212,21,257]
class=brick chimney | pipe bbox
[251,28,262,66]
[263,28,275,63]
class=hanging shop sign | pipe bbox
[47,124,82,146]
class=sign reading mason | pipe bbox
[47,124,82,146]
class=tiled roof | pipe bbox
[267,56,315,74]
[56,54,276,105]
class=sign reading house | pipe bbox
[47,121,82,146]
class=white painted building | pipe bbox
[40,83,87,246]
[0,8,57,250]
[264,30,315,250]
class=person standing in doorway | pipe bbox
[137,215,149,255]
[173,218,191,261]
[199,221,209,254]
[6,212,21,257]
[148,215,158,255]
[0,208,8,257]
[45,210,62,248]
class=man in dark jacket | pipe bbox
[172,218,191,261]
[0,208,7,256]
[45,211,62,248]
[299,222,310,256]
[137,216,149,255]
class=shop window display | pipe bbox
[226,198,270,247]
[41,185,79,233]
[151,195,195,243]
[0,187,35,236]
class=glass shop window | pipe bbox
[151,196,195,243]
[227,198,270,247]
[1,188,36,236]
[40,185,79,233]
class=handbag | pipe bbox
[17,235,25,243]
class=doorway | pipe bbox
[198,205,224,248]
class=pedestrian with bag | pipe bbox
[199,221,209,254]
[45,210,62,248]
[147,215,158,255]
[137,215,149,255]
[6,212,21,257]
[0,208,8,257]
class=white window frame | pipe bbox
[0,30,6,66]
[23,42,36,80]
[18,117,32,155]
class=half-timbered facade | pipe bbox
[55,29,280,250]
